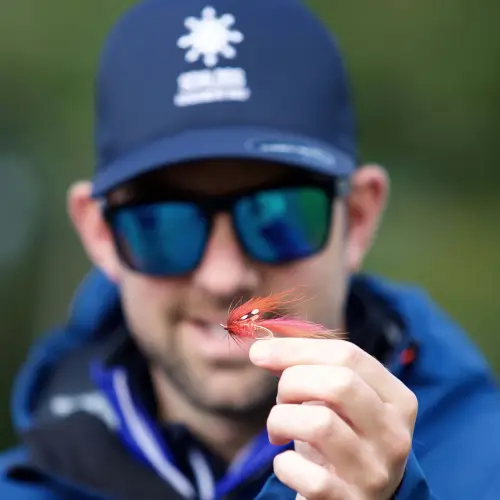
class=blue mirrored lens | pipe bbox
[234,187,330,263]
[110,202,207,275]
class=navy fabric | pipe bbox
[92,0,357,196]
[1,272,500,499]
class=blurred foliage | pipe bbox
[0,0,498,448]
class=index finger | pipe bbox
[249,338,410,406]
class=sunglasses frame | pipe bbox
[102,175,351,277]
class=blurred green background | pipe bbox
[1,0,498,448]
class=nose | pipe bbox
[191,213,258,297]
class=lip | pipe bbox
[183,318,252,359]
[188,318,229,335]
[191,316,224,325]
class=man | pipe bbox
[1,0,500,499]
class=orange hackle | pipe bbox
[220,290,342,343]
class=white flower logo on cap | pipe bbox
[177,6,244,68]
[174,6,250,107]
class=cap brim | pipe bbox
[91,125,356,197]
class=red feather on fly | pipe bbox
[221,290,342,343]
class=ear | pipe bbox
[67,181,121,282]
[345,164,389,271]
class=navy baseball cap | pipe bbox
[91,0,357,197]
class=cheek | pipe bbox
[118,270,183,340]
[261,240,347,329]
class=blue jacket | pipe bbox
[1,269,500,499]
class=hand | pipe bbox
[249,338,418,500]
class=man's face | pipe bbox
[69,159,386,417]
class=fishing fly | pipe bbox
[221,290,341,343]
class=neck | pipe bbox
[150,368,265,462]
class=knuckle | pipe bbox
[303,471,333,500]
[338,342,362,367]
[332,367,356,397]
[365,464,390,495]
[276,371,291,400]
[309,407,336,441]
[391,429,413,463]
[272,451,294,483]
[278,365,302,392]
[272,451,288,471]
[405,391,419,421]
[266,404,283,429]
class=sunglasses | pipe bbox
[103,178,350,277]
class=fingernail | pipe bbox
[249,341,271,364]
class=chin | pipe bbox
[183,366,278,417]
[149,341,279,416]
[200,389,277,419]
[204,368,274,398]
